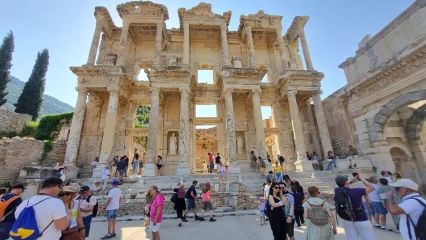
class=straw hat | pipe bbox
[62,186,77,192]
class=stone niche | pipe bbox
[166,131,179,157]
[236,131,246,158]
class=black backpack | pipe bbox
[334,188,358,221]
[215,156,221,164]
[407,197,426,240]
[77,195,98,217]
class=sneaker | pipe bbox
[195,215,200,221]
[199,217,206,221]
[382,228,393,232]
[182,218,188,222]
[110,233,116,238]
[178,223,182,227]
[209,217,216,222]
[374,225,381,229]
[101,235,112,239]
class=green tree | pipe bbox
[135,105,150,128]
[0,31,14,107]
[14,49,49,120]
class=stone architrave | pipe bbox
[87,21,103,65]
[252,89,267,161]
[183,23,190,65]
[64,87,88,178]
[176,88,191,175]
[275,27,289,70]
[224,88,240,173]
[245,26,256,68]
[143,87,160,176]
[220,23,230,66]
[156,22,163,64]
[287,90,312,171]
[299,29,313,70]
[117,21,130,66]
[312,91,333,158]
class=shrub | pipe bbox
[35,112,73,140]
[20,121,39,137]
[40,140,53,162]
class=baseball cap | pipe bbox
[335,175,348,187]
[390,179,419,191]
[112,180,120,185]
[205,181,211,185]
[9,184,26,192]
[79,185,90,194]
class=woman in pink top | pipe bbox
[200,182,216,222]
[149,186,165,240]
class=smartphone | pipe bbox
[352,172,359,177]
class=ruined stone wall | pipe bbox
[0,109,32,134]
[0,137,66,183]
[322,94,354,157]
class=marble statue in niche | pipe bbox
[169,133,177,155]
[237,136,244,154]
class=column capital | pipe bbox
[107,88,120,96]
[288,90,297,96]
[150,87,160,95]
[311,90,322,98]
[75,87,89,94]
[224,88,234,97]
[179,87,190,96]
[251,88,262,96]
[220,23,227,31]
[183,23,189,30]
[245,25,252,31]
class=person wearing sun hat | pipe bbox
[385,179,426,240]
[59,185,85,239]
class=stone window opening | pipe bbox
[135,105,150,128]
[197,64,214,84]
[137,68,150,81]
[195,104,217,118]
[261,106,273,128]
[261,73,268,83]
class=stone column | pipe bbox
[306,102,322,157]
[220,23,230,66]
[312,92,333,159]
[224,88,240,173]
[245,26,256,68]
[275,27,289,70]
[252,89,267,161]
[143,87,160,176]
[87,22,103,65]
[299,30,313,70]
[183,23,190,65]
[176,88,191,175]
[155,22,163,64]
[287,90,312,171]
[116,21,130,66]
[64,87,88,178]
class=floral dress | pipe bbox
[302,197,335,240]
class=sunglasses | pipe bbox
[273,187,280,189]
[58,192,72,197]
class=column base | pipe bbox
[294,159,313,172]
[142,163,157,177]
[91,164,106,178]
[285,162,296,172]
[228,162,241,174]
[176,162,191,175]
[64,164,80,179]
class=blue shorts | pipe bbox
[107,209,118,220]
[118,169,125,176]
[187,198,196,210]
[371,201,388,215]
[362,201,374,217]
[260,211,265,217]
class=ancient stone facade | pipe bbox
[65,2,333,177]
[0,137,66,183]
[0,109,32,135]
[324,0,426,189]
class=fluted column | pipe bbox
[87,22,103,65]
[224,88,240,172]
[299,30,313,70]
[312,91,333,159]
[99,89,120,164]
[220,23,230,66]
[275,27,289,70]
[245,26,256,68]
[183,23,190,65]
[116,21,130,66]
[143,88,160,176]
[252,89,267,160]
[64,87,88,178]
[288,90,312,171]
[176,88,191,175]
[155,22,163,64]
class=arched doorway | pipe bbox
[389,147,417,182]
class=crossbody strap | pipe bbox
[406,197,426,240]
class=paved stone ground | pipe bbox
[87,215,403,240]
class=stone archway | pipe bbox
[406,103,426,142]
[370,90,426,143]
[390,147,417,182]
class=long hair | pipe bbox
[202,184,210,193]
[269,182,281,197]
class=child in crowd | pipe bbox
[259,197,266,225]
[200,182,216,222]
[224,165,229,182]
[217,162,223,182]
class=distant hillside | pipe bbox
[1,76,74,116]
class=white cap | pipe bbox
[390,179,419,191]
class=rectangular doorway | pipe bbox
[195,125,218,174]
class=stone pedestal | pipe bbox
[176,162,191,175]
[142,163,157,177]
[65,165,80,179]
[294,159,312,172]
[91,163,106,178]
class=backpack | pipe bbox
[334,188,358,221]
[170,193,177,203]
[407,197,426,240]
[264,197,271,218]
[10,197,53,240]
[307,200,330,226]
[215,156,221,164]
[76,195,98,217]
[0,195,20,222]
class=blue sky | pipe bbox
[0,0,414,119]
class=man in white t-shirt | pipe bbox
[386,179,426,240]
[14,177,69,240]
[101,180,122,239]
[101,166,111,191]
[77,185,97,238]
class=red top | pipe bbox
[208,154,214,163]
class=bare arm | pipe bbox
[290,204,294,217]
[54,217,70,231]
[351,175,375,194]
[268,195,287,208]
[304,207,309,219]
[104,197,112,209]
[385,191,406,215]
[327,208,337,231]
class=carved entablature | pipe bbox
[277,70,323,93]
[238,10,283,32]
[116,1,169,21]
[94,7,117,30]
[285,16,309,42]
[148,65,194,85]
[178,3,231,28]
[219,67,267,86]
[348,46,426,102]
[70,66,132,89]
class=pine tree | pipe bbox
[14,49,49,120]
[0,31,15,107]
